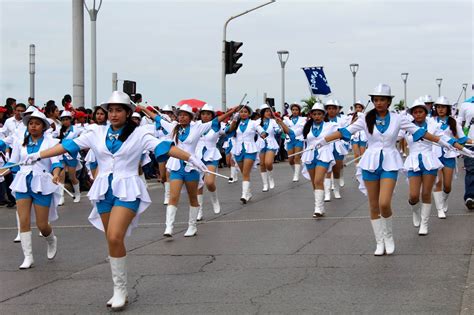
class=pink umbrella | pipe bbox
[176,99,206,111]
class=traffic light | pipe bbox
[123,80,136,97]
[225,41,243,74]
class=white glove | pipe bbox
[187,155,208,172]
[24,152,41,165]
[461,147,474,158]
[232,113,240,122]
[438,137,455,151]
[314,137,328,149]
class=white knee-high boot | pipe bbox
[293,164,301,182]
[14,211,20,242]
[268,171,275,189]
[44,231,58,260]
[313,190,325,218]
[432,191,446,219]
[418,203,432,235]
[163,182,170,205]
[411,202,421,227]
[229,166,238,183]
[163,205,177,237]
[196,194,204,221]
[382,216,395,255]
[241,181,252,204]
[184,206,199,237]
[210,191,220,214]
[108,256,128,310]
[58,189,64,206]
[324,178,332,202]
[442,191,449,213]
[73,183,81,203]
[370,219,385,256]
[333,179,342,199]
[19,231,34,269]
[261,172,269,192]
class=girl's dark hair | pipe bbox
[92,106,108,125]
[303,111,326,139]
[290,105,301,117]
[432,105,457,137]
[260,108,271,127]
[118,105,138,142]
[172,112,193,143]
[44,101,58,118]
[58,119,71,141]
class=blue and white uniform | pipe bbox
[62,124,173,235]
[328,115,350,161]
[256,118,281,154]
[60,125,82,168]
[196,122,226,167]
[432,117,468,169]
[283,115,306,151]
[228,118,265,162]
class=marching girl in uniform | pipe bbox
[403,98,445,235]
[3,111,62,269]
[350,100,368,166]
[283,102,306,182]
[431,96,471,217]
[85,106,109,179]
[256,104,281,192]
[58,111,82,204]
[317,84,460,256]
[44,101,61,138]
[323,99,348,201]
[157,105,175,205]
[30,91,204,311]
[195,104,226,219]
[276,103,337,217]
[141,104,237,237]
[226,105,266,204]
[223,126,238,183]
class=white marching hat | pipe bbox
[422,95,434,103]
[239,104,253,114]
[260,104,271,111]
[131,112,141,119]
[23,110,50,130]
[369,84,394,98]
[310,102,326,113]
[290,102,302,110]
[60,111,72,119]
[22,105,38,117]
[434,96,452,106]
[354,100,366,107]
[100,91,135,112]
[408,98,429,112]
[324,99,340,107]
[200,104,215,113]
[161,104,173,112]
[178,104,194,116]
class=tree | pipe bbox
[301,96,323,115]
[393,99,405,112]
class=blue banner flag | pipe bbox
[302,67,331,95]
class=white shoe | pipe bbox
[418,203,431,235]
[45,232,57,259]
[58,190,64,206]
[293,164,301,182]
[324,178,331,202]
[196,194,203,221]
[14,212,20,243]
[442,191,449,213]
[312,190,325,218]
[240,181,251,204]
[433,191,446,219]
[163,182,170,205]
[73,183,80,203]
[333,181,342,199]
[163,205,177,237]
[411,203,421,227]
[382,216,395,255]
[330,176,335,190]
[210,191,220,214]
[229,167,238,183]
[19,231,34,269]
[108,256,128,311]
[261,172,269,192]
[370,219,385,256]
[339,177,345,187]
[184,206,199,237]
[268,171,275,189]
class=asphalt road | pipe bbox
[0,162,473,314]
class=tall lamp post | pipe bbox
[277,50,289,113]
[84,0,103,108]
[401,72,409,109]
[29,44,35,99]
[436,78,443,97]
[221,0,275,111]
[462,83,468,101]
[349,63,359,105]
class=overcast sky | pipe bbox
[0,0,472,111]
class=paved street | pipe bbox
[0,162,473,314]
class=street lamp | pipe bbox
[221,0,275,111]
[277,50,289,113]
[462,83,468,101]
[436,78,443,97]
[84,0,103,108]
[29,44,35,99]
[401,72,409,109]
[349,63,359,105]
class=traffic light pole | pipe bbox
[221,0,275,111]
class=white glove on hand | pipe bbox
[438,137,455,151]
[24,152,41,165]
[314,137,328,149]
[188,155,208,172]
[232,113,240,122]
[461,147,474,158]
